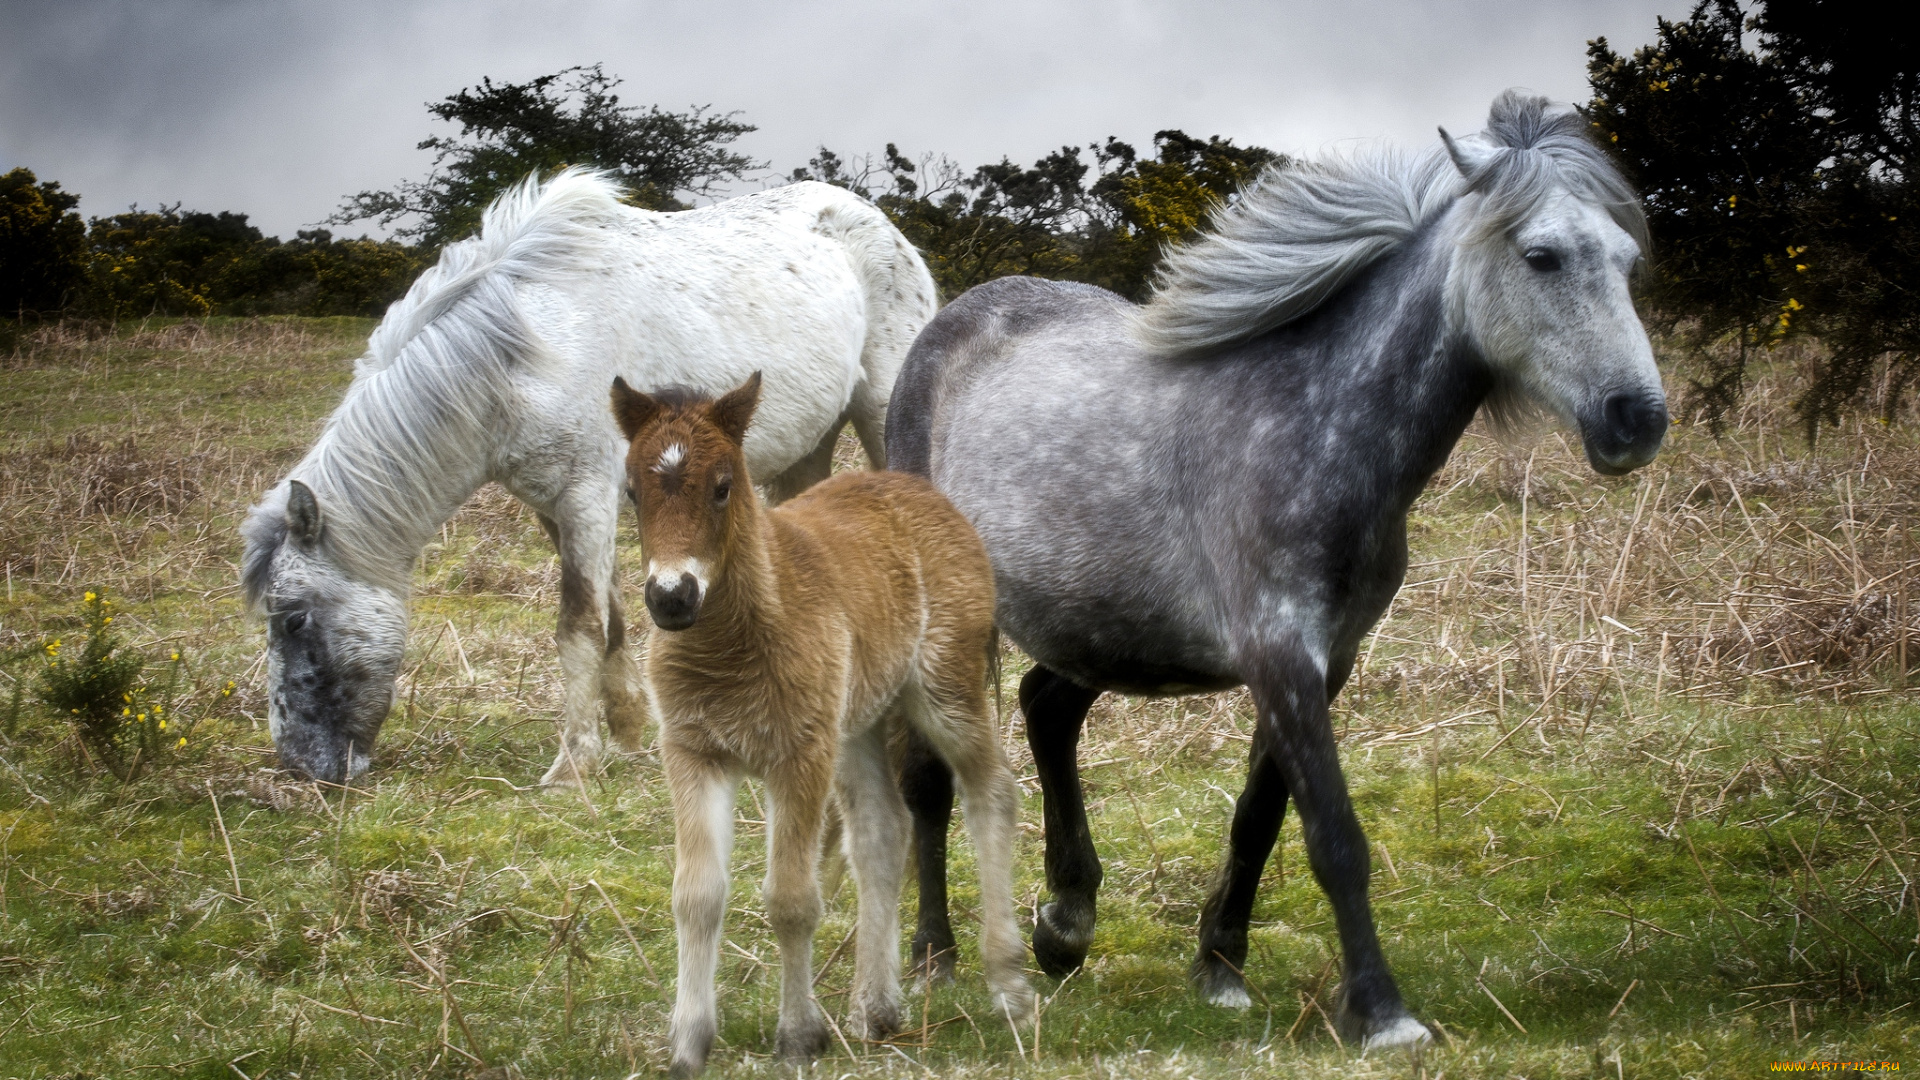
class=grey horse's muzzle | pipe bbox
[1582,390,1668,475]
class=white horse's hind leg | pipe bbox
[848,380,889,470]
[762,420,841,505]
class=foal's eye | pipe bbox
[713,480,731,506]
[1524,247,1562,272]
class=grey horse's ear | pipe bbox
[286,480,322,545]
[1439,127,1497,182]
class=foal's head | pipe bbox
[611,373,762,631]
[1444,92,1667,476]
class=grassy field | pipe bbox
[0,318,1916,1079]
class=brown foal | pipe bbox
[611,373,1032,1076]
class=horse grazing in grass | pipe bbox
[887,92,1666,1049]
[612,373,1033,1076]
[240,169,936,788]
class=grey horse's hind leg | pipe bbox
[901,728,957,982]
[1021,665,1104,977]
[1192,721,1288,1007]
[1243,633,1427,1049]
[763,420,843,505]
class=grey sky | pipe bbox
[1,0,1685,239]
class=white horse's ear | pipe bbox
[286,480,322,545]
[1439,127,1497,181]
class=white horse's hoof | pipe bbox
[1361,1015,1432,1053]
[1207,984,1253,1009]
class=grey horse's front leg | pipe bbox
[1240,631,1429,1050]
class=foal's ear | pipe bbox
[1439,127,1498,184]
[286,480,323,546]
[710,371,762,446]
[610,376,664,440]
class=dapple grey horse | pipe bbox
[888,92,1665,1049]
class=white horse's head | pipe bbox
[1446,92,1666,475]
[241,480,408,785]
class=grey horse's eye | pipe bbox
[278,610,308,636]
[1524,248,1562,272]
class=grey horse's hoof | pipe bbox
[1031,902,1090,978]
[1359,1014,1432,1053]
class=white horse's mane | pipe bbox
[1133,91,1648,358]
[243,169,631,604]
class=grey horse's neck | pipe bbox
[1224,211,1492,521]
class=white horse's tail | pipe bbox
[805,186,940,464]
[360,168,630,376]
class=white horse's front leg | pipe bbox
[541,499,619,787]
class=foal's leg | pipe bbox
[912,679,1034,1022]
[834,723,909,1039]
[1242,633,1427,1050]
[665,751,737,1078]
[764,758,832,1061]
[1020,665,1104,977]
[1192,721,1288,1007]
[899,727,958,982]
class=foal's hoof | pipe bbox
[1031,902,1091,978]
[1192,958,1253,1009]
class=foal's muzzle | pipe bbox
[1582,390,1668,475]
[645,572,703,630]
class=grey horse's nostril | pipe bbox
[1604,392,1667,445]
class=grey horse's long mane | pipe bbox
[1133,91,1647,358]
[241,169,630,607]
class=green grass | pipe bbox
[1,319,1916,1078]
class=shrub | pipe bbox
[37,590,185,780]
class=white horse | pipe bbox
[241,170,937,787]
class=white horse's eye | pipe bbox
[1524,248,1562,272]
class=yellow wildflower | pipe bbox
[85,591,96,602]
[177,737,187,748]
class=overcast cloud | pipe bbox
[1,0,1685,239]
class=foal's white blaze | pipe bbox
[655,443,687,475]
[648,557,710,601]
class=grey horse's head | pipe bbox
[241,480,407,785]
[1445,92,1667,475]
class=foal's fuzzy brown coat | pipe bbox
[611,373,1031,1077]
